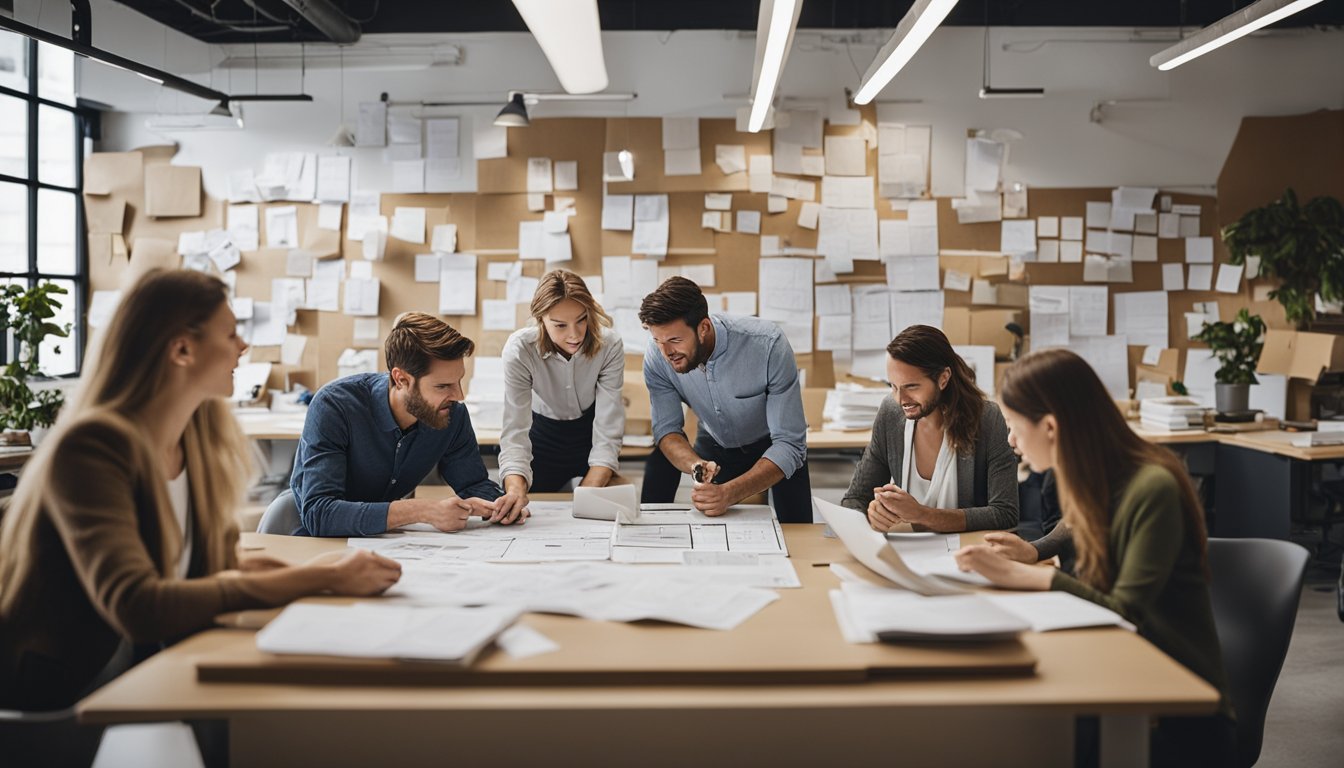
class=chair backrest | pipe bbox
[256,489,303,535]
[1207,537,1308,767]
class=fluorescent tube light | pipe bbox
[512,0,609,94]
[978,87,1045,99]
[1150,0,1325,71]
[747,0,802,133]
[853,0,959,105]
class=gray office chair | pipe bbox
[1207,537,1308,767]
[0,707,105,767]
[256,489,303,535]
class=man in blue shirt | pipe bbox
[639,277,812,523]
[287,312,526,536]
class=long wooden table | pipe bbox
[78,526,1217,767]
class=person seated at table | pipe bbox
[639,277,812,522]
[954,348,1235,766]
[285,312,525,537]
[0,269,401,760]
[996,468,1076,574]
[840,325,1018,532]
[497,269,626,516]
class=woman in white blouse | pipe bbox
[497,270,626,516]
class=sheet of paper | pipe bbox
[1187,265,1214,291]
[798,201,821,230]
[1060,240,1083,263]
[415,254,440,283]
[886,255,940,292]
[661,117,699,150]
[473,122,507,160]
[632,195,670,256]
[1179,215,1201,238]
[964,138,1004,193]
[383,208,423,245]
[1071,335,1130,399]
[736,211,761,235]
[356,101,387,147]
[351,317,381,344]
[285,249,313,278]
[391,160,424,193]
[527,158,553,194]
[344,277,380,316]
[943,270,971,292]
[1162,263,1184,291]
[818,208,879,262]
[1060,216,1083,241]
[664,147,701,176]
[817,315,852,352]
[714,145,746,175]
[1086,201,1111,229]
[1037,240,1060,263]
[758,258,814,322]
[518,220,545,261]
[773,138,803,175]
[705,192,732,211]
[280,334,307,366]
[349,261,373,280]
[1132,235,1158,262]
[1069,286,1109,337]
[1185,237,1213,263]
[601,194,634,231]
[227,205,260,251]
[439,254,477,315]
[264,206,299,248]
[425,117,459,159]
[1000,220,1036,255]
[824,136,867,176]
[1216,263,1244,294]
[821,176,875,209]
[1158,212,1181,239]
[890,291,944,337]
[1113,290,1169,348]
[1036,216,1059,238]
[315,155,351,203]
[748,155,773,194]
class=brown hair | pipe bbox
[638,276,709,329]
[886,325,984,455]
[999,348,1208,592]
[531,269,612,358]
[384,312,475,380]
[1,269,252,612]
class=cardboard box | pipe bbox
[969,309,1020,359]
[1257,330,1344,382]
[144,164,202,218]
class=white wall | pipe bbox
[19,0,1343,199]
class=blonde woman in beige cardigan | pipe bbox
[0,269,400,719]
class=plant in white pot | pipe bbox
[0,282,71,446]
[1191,308,1266,416]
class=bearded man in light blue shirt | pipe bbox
[639,277,813,523]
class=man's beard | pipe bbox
[405,386,452,430]
[905,389,943,421]
[674,337,709,372]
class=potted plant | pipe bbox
[0,282,71,445]
[1221,188,1344,328]
[1191,308,1266,415]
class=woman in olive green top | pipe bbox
[954,348,1235,767]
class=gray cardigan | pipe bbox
[841,398,1019,531]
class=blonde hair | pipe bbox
[0,269,253,614]
[530,269,612,358]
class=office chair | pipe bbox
[1207,537,1309,767]
[0,706,104,767]
[256,489,303,535]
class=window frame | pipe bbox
[0,37,88,376]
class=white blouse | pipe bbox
[498,325,625,487]
[166,468,193,579]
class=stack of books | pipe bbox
[822,385,889,431]
[1139,397,1207,431]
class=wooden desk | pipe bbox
[1213,429,1344,539]
[0,447,33,472]
[79,527,1217,767]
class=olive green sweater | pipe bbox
[1051,463,1232,718]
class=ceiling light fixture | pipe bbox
[494,92,531,127]
[511,0,609,94]
[1150,0,1325,71]
[853,0,959,105]
[977,5,1043,99]
[747,0,803,133]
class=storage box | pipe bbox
[1257,330,1344,382]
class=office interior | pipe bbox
[0,0,1342,766]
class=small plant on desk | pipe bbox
[1191,308,1266,415]
[0,282,71,446]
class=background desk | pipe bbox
[79,527,1217,768]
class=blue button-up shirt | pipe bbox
[645,314,807,478]
[290,372,502,537]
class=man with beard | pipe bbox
[279,312,522,537]
[840,325,1018,533]
[638,277,812,523]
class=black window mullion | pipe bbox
[74,108,86,373]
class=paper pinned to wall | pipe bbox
[705,193,732,211]
[736,210,761,235]
[1158,212,1181,239]
[818,208,878,261]
[264,206,299,249]
[1085,201,1111,229]
[518,220,546,260]
[1000,219,1036,256]
[758,258,814,322]
[482,299,517,331]
[281,334,308,366]
[415,254,440,283]
[816,284,853,316]
[425,118,459,159]
[1179,216,1201,238]
[664,148,701,176]
[601,194,634,231]
[944,270,971,292]
[821,176,875,209]
[285,249,313,278]
[749,155,773,194]
[633,194,670,256]
[316,203,343,232]
[1071,335,1130,399]
[816,315,852,352]
[1068,286,1109,337]
[890,291,943,337]
[1185,237,1213,263]
[346,191,382,241]
[343,277,380,317]
[473,122,508,160]
[1037,216,1059,238]
[1162,263,1184,291]
[227,205,260,251]
[431,224,458,254]
[527,158,554,194]
[1037,240,1060,263]
[353,317,382,344]
[390,207,426,244]
[886,255,940,292]
[356,101,387,147]
[392,160,425,193]
[824,136,867,176]
[1113,290,1169,348]
[316,155,351,203]
[1216,263,1244,294]
[1059,241,1083,263]
[439,254,477,315]
[715,145,746,175]
[964,138,1004,193]
[798,202,820,230]
[1060,217,1083,241]
[1132,235,1158,262]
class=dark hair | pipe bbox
[638,276,709,329]
[886,324,984,455]
[385,311,475,380]
[1000,348,1208,592]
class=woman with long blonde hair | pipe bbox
[954,348,1234,766]
[495,269,625,519]
[0,270,400,725]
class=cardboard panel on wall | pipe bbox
[604,118,771,194]
[1216,110,1344,227]
[477,119,607,194]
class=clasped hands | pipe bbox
[429,492,530,532]
[865,483,933,532]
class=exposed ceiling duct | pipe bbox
[276,0,361,43]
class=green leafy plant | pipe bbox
[0,282,71,433]
[1191,308,1266,386]
[1221,188,1344,328]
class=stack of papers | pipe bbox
[1139,396,1207,431]
[823,386,888,430]
[256,603,521,664]
[1292,422,1344,447]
